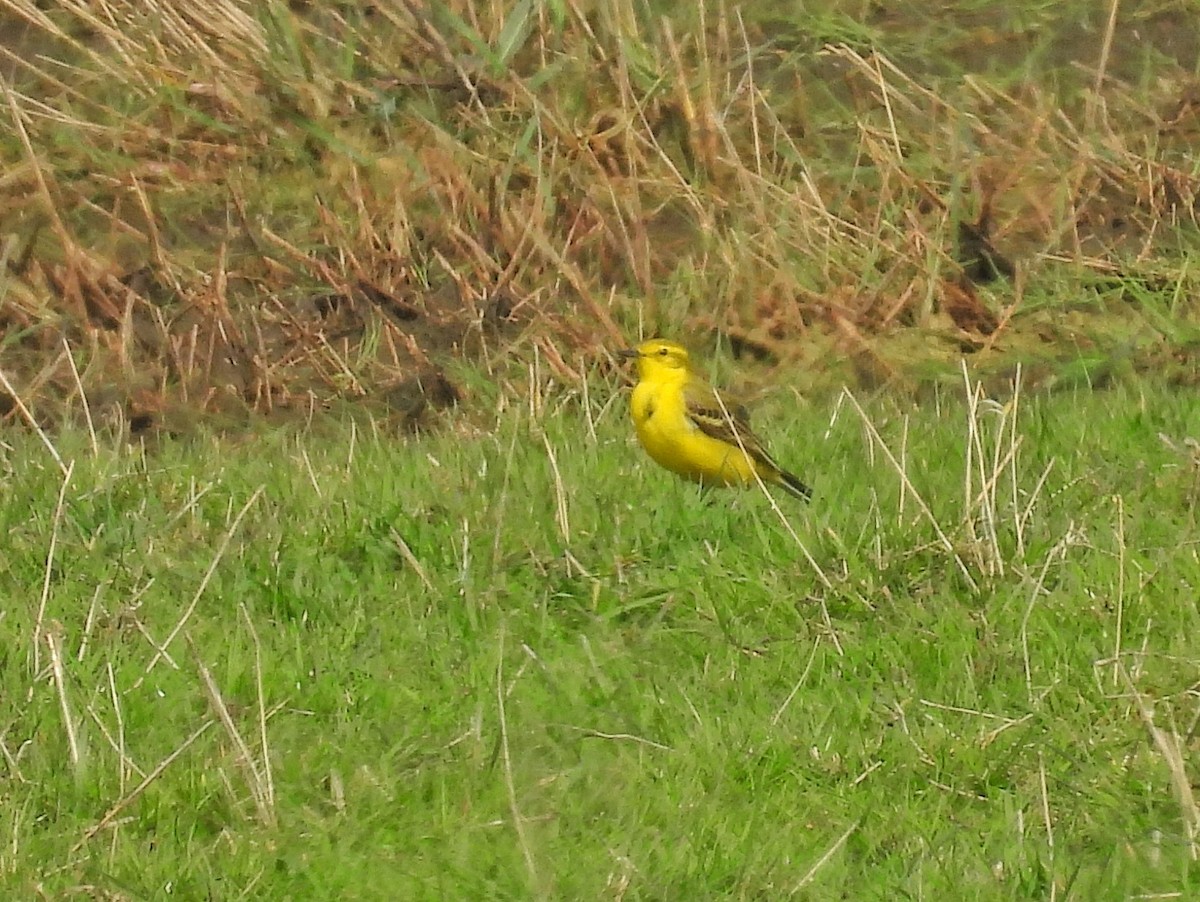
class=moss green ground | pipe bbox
[2,374,1198,898]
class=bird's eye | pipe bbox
[658,348,669,356]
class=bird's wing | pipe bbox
[683,379,774,464]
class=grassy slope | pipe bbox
[2,372,1197,898]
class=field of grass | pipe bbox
[2,0,1200,897]
[2,371,1198,898]
[1,0,1199,435]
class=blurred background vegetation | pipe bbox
[0,0,1197,438]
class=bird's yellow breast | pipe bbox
[629,379,758,487]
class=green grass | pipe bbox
[3,0,1200,434]
[2,371,1198,898]
[2,1,1197,896]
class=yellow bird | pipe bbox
[618,339,811,501]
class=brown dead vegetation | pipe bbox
[0,1,1198,440]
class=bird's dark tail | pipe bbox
[778,469,812,502]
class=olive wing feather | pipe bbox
[682,380,778,467]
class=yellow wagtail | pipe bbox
[618,339,812,501]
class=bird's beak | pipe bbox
[616,348,640,359]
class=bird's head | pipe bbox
[618,339,690,378]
